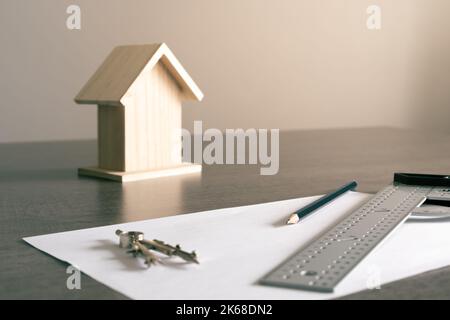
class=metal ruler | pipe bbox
[260,184,450,292]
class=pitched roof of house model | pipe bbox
[74,43,203,106]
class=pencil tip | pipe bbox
[286,214,299,225]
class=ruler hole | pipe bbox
[300,270,318,277]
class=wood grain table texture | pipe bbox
[1,128,450,299]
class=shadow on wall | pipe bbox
[410,3,450,133]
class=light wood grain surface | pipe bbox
[76,43,204,181]
[1,128,450,299]
[74,43,203,105]
[122,61,183,171]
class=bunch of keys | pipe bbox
[115,229,199,267]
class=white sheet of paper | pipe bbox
[24,192,450,299]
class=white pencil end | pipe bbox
[286,214,300,225]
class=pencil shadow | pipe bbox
[90,239,195,271]
[272,216,290,228]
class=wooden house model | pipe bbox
[75,43,203,182]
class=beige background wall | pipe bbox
[0,0,449,143]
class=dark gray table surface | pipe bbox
[1,128,450,299]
